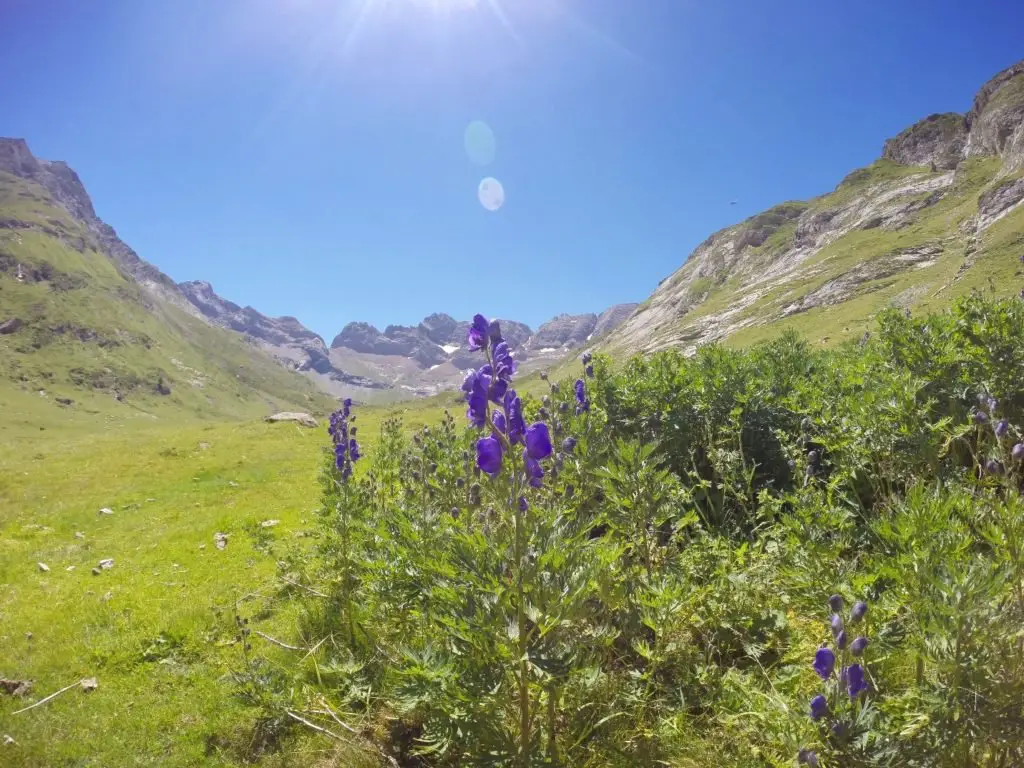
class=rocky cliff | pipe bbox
[602,59,1024,356]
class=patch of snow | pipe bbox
[440,344,460,354]
[429,364,442,370]
[537,347,559,353]
[586,334,593,341]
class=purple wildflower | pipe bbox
[476,436,503,475]
[837,630,848,651]
[581,352,592,365]
[798,749,819,767]
[562,437,577,454]
[1013,443,1024,462]
[850,636,868,657]
[974,410,989,425]
[830,613,844,637]
[828,594,844,613]
[985,458,1005,475]
[518,496,528,512]
[585,364,594,378]
[574,378,586,405]
[847,664,867,697]
[505,392,526,445]
[809,694,827,721]
[468,314,489,351]
[813,648,835,680]
[995,419,1009,438]
[525,422,553,460]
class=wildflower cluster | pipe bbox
[801,595,872,764]
[328,398,360,480]
[973,392,1024,474]
[462,314,554,485]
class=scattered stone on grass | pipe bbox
[98,507,114,515]
[198,442,210,450]
[37,563,49,573]
[66,566,75,572]
[80,678,98,693]
[214,532,229,550]
[102,592,113,602]
[0,680,32,697]
[260,519,280,528]
[98,559,114,570]
[265,411,318,428]
[3,734,15,745]
[91,567,101,576]
[74,532,85,540]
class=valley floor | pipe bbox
[0,411,439,767]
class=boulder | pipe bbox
[266,412,318,428]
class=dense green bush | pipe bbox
[240,294,1024,767]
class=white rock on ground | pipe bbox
[265,412,318,428]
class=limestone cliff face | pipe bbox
[603,59,1024,356]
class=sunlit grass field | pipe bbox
[0,399,445,767]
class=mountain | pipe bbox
[603,60,1024,356]
[176,275,637,401]
[0,138,334,427]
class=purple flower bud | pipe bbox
[1013,443,1024,462]
[985,458,1005,476]
[846,664,867,697]
[492,410,506,434]
[525,422,553,460]
[798,748,819,767]
[518,496,528,512]
[581,352,592,365]
[539,371,548,381]
[813,647,835,680]
[488,319,503,345]
[831,721,848,739]
[828,594,844,613]
[850,636,868,657]
[830,613,844,637]
[850,601,867,623]
[476,436,503,475]
[524,452,544,488]
[585,364,594,378]
[562,437,577,454]
[974,410,989,425]
[809,694,827,721]
[987,397,998,412]
[837,630,848,651]
[995,419,1009,438]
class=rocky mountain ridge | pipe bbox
[602,59,1024,356]
[178,275,637,399]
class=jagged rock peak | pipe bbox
[881,59,1024,171]
[882,113,967,170]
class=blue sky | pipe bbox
[2,0,1021,338]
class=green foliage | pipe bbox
[221,295,1024,766]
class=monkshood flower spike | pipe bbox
[328,398,360,481]
[801,595,873,764]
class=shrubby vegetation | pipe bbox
[240,294,1024,767]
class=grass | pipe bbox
[0,172,335,426]
[0,395,454,767]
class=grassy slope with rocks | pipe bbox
[602,61,1024,357]
[0,168,335,436]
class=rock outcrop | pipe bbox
[0,138,197,314]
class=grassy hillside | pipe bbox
[0,170,335,434]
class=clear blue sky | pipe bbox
[2,0,1021,338]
